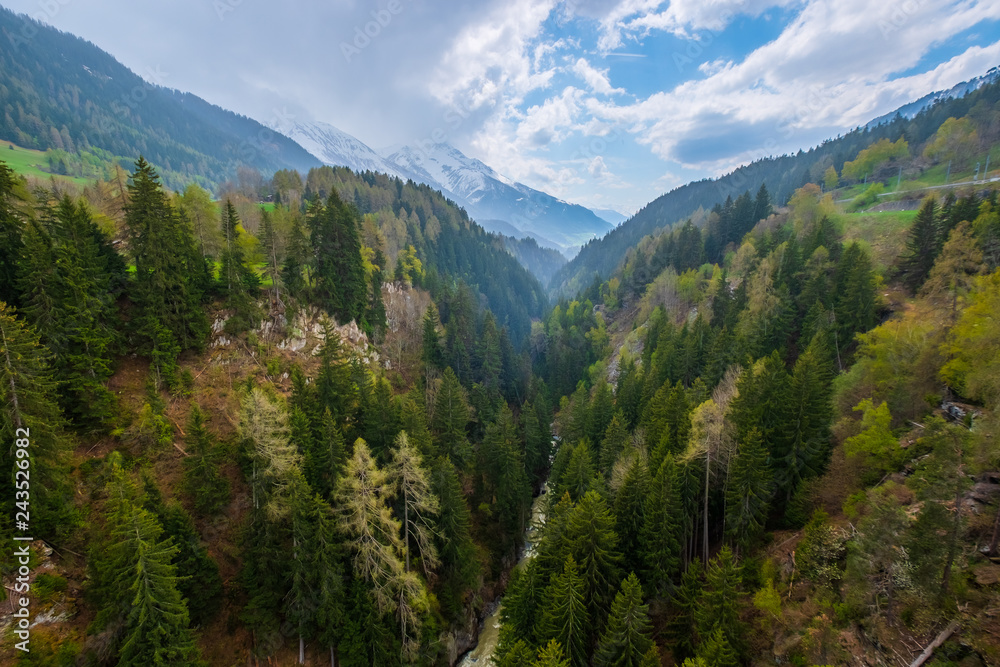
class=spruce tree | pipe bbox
[104,458,201,666]
[641,454,683,592]
[124,157,208,356]
[696,627,739,667]
[219,200,261,334]
[536,557,590,667]
[0,160,25,308]
[614,455,649,577]
[421,302,445,370]
[432,367,472,466]
[281,216,310,300]
[695,546,744,656]
[899,196,940,291]
[19,197,118,431]
[564,490,623,625]
[593,573,656,667]
[182,404,230,515]
[309,190,367,323]
[431,456,479,611]
[533,640,571,667]
[600,412,629,479]
[724,428,772,553]
[315,321,357,425]
[0,302,75,538]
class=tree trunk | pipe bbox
[703,447,710,562]
[989,501,1000,556]
[299,635,305,664]
[940,477,964,600]
[330,644,337,667]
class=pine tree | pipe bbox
[103,458,201,666]
[724,428,772,553]
[182,404,230,515]
[537,557,590,667]
[593,573,656,667]
[899,196,940,291]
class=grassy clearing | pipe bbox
[839,209,915,272]
[1,142,92,187]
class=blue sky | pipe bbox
[3,0,1000,214]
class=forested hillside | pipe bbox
[552,76,1000,296]
[0,151,557,665]
[0,7,321,191]
[506,174,1000,665]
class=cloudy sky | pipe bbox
[5,0,1000,213]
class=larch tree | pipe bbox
[389,431,441,576]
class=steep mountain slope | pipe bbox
[279,120,414,181]
[551,71,1000,296]
[591,208,629,226]
[866,66,1000,129]
[0,7,320,190]
[382,142,613,253]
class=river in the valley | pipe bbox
[456,483,550,666]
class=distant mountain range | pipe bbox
[866,66,1000,129]
[0,6,321,191]
[286,120,613,256]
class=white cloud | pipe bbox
[571,57,626,95]
[587,0,1000,171]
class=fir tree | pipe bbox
[593,573,656,667]
[533,640,571,667]
[696,627,739,667]
[600,412,629,479]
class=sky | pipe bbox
[4,0,1000,214]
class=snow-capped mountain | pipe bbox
[284,120,612,255]
[381,142,612,253]
[867,66,1000,129]
[278,120,414,181]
